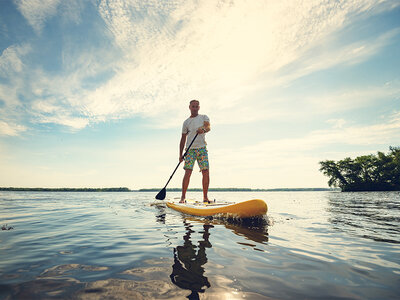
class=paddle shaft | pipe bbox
[162,133,199,189]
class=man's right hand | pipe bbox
[179,155,184,162]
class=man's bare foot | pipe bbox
[203,198,211,204]
[179,197,185,203]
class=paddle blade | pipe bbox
[155,188,166,200]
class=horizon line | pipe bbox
[0,187,335,192]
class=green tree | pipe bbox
[319,160,347,188]
[337,157,362,185]
[319,147,400,191]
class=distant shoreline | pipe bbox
[0,187,338,192]
[138,188,338,192]
[0,187,131,192]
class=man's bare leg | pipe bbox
[181,169,192,203]
[202,169,210,202]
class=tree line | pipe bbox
[319,147,400,191]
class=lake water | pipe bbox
[0,191,399,299]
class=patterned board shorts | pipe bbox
[184,147,209,171]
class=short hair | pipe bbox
[189,99,199,105]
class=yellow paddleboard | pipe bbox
[166,199,267,218]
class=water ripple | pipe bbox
[1,191,399,299]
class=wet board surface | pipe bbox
[167,198,234,207]
[166,199,268,218]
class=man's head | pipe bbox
[189,99,200,116]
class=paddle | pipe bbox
[155,133,199,200]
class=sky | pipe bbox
[0,0,399,190]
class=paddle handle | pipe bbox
[163,133,198,188]
[183,132,199,158]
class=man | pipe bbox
[180,100,211,203]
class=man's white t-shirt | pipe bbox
[182,114,210,149]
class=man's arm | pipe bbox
[179,133,187,162]
[196,121,211,134]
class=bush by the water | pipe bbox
[319,147,400,192]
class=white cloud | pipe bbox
[32,100,59,114]
[0,40,118,130]
[14,0,60,33]
[261,111,400,152]
[0,44,31,75]
[326,119,347,129]
[59,0,84,25]
[77,0,398,127]
[0,83,20,108]
[2,1,399,189]
[208,112,400,187]
[277,28,400,86]
[0,121,27,136]
[305,82,400,113]
[35,115,89,130]
[2,0,399,133]
[31,99,89,130]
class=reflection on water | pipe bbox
[217,217,269,246]
[186,216,270,248]
[170,220,212,299]
[153,202,270,299]
[3,191,399,299]
[327,192,400,243]
[155,205,166,224]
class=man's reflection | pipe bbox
[170,219,213,300]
